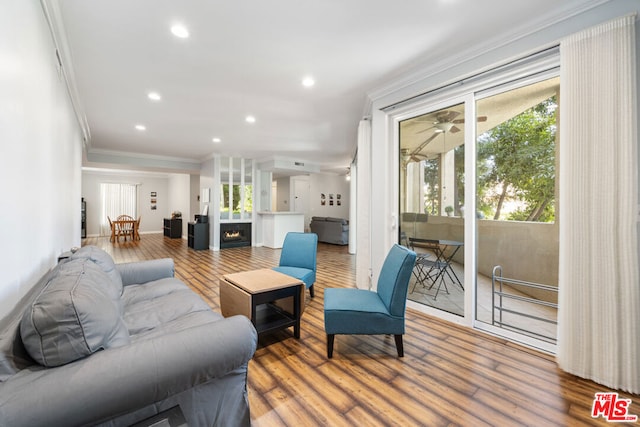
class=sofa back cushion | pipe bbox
[20,259,130,367]
[70,245,123,296]
[326,217,347,224]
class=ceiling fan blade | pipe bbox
[450,125,461,133]
[452,115,488,124]
[439,110,460,122]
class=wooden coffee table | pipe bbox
[220,269,304,338]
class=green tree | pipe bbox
[477,96,556,222]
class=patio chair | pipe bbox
[324,244,416,358]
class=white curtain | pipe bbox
[558,15,639,393]
[355,118,372,289]
[100,183,138,236]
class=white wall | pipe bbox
[81,171,169,236]
[0,1,83,318]
[270,173,351,228]
[275,177,290,211]
[168,174,191,237]
[189,174,200,221]
[309,173,350,221]
[200,158,216,249]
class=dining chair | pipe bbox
[135,216,141,240]
[107,216,115,242]
[272,232,318,298]
[116,215,135,241]
[324,244,416,358]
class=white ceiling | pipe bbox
[53,0,599,174]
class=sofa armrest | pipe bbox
[0,315,257,427]
[117,258,175,286]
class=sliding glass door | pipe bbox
[474,76,559,350]
[399,102,466,316]
[396,69,560,350]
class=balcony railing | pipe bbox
[491,265,558,344]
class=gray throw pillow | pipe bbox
[70,245,123,296]
[20,259,130,367]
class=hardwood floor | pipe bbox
[84,233,639,426]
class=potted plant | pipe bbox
[445,205,454,216]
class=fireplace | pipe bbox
[220,223,251,248]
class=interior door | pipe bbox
[292,177,310,229]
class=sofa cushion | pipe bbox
[122,278,213,336]
[70,245,123,296]
[20,259,130,367]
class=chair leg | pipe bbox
[327,334,335,358]
[394,334,404,357]
[309,284,315,298]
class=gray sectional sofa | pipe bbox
[309,217,349,245]
[0,246,257,426]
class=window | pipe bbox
[220,157,253,220]
[100,183,137,235]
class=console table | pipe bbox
[163,218,182,238]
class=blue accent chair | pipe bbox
[273,232,318,298]
[324,244,416,358]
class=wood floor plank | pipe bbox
[82,234,640,426]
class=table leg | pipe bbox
[293,285,301,339]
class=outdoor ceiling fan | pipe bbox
[412,110,488,135]
[402,132,439,164]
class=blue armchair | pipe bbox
[323,244,416,358]
[273,232,318,297]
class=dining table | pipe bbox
[110,219,139,242]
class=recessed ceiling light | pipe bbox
[147,92,161,101]
[245,115,256,124]
[135,124,146,131]
[212,137,221,143]
[171,24,189,39]
[302,76,315,87]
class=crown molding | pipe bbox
[40,0,91,147]
[84,148,202,174]
[367,0,610,104]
